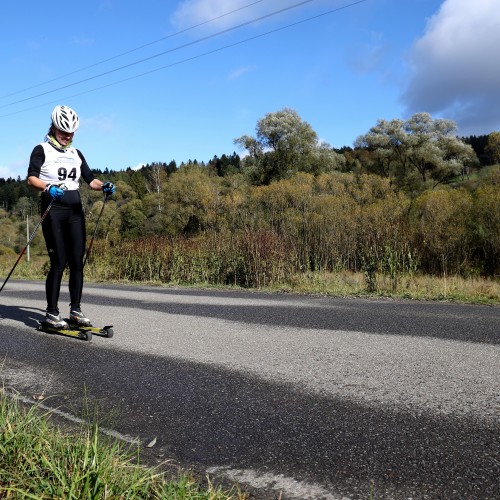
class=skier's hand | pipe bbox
[102,182,115,196]
[44,183,65,200]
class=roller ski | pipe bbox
[38,311,114,341]
[69,308,114,338]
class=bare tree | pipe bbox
[144,163,166,212]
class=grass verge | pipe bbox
[0,390,245,499]
[1,254,498,305]
[272,271,500,304]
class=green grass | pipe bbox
[0,391,245,499]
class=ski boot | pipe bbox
[69,308,92,327]
[69,308,114,338]
[44,312,69,329]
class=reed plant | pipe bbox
[1,231,498,304]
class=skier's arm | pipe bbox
[27,145,46,191]
[77,149,114,194]
[77,149,96,185]
[28,176,48,191]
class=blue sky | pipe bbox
[1,0,499,180]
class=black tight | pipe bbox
[42,203,86,314]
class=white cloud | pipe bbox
[401,0,500,135]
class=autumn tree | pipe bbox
[410,188,473,275]
[485,131,500,164]
[355,113,478,193]
[234,108,345,185]
[472,183,500,274]
[119,199,147,238]
[162,166,223,235]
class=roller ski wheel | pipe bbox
[74,324,114,338]
[103,327,114,338]
[79,330,92,341]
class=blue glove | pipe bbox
[44,184,65,200]
[102,182,115,195]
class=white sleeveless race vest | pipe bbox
[38,142,82,191]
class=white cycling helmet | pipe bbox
[51,105,80,133]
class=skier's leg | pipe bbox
[42,206,69,327]
[66,207,91,325]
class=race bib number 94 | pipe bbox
[58,167,77,181]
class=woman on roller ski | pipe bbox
[27,105,115,329]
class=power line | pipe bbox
[0,0,368,119]
[0,0,318,110]
[0,0,269,100]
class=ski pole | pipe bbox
[0,198,55,293]
[83,192,109,268]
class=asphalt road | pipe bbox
[1,280,499,499]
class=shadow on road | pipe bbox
[3,284,499,345]
[1,319,498,499]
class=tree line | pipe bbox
[1,110,499,286]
